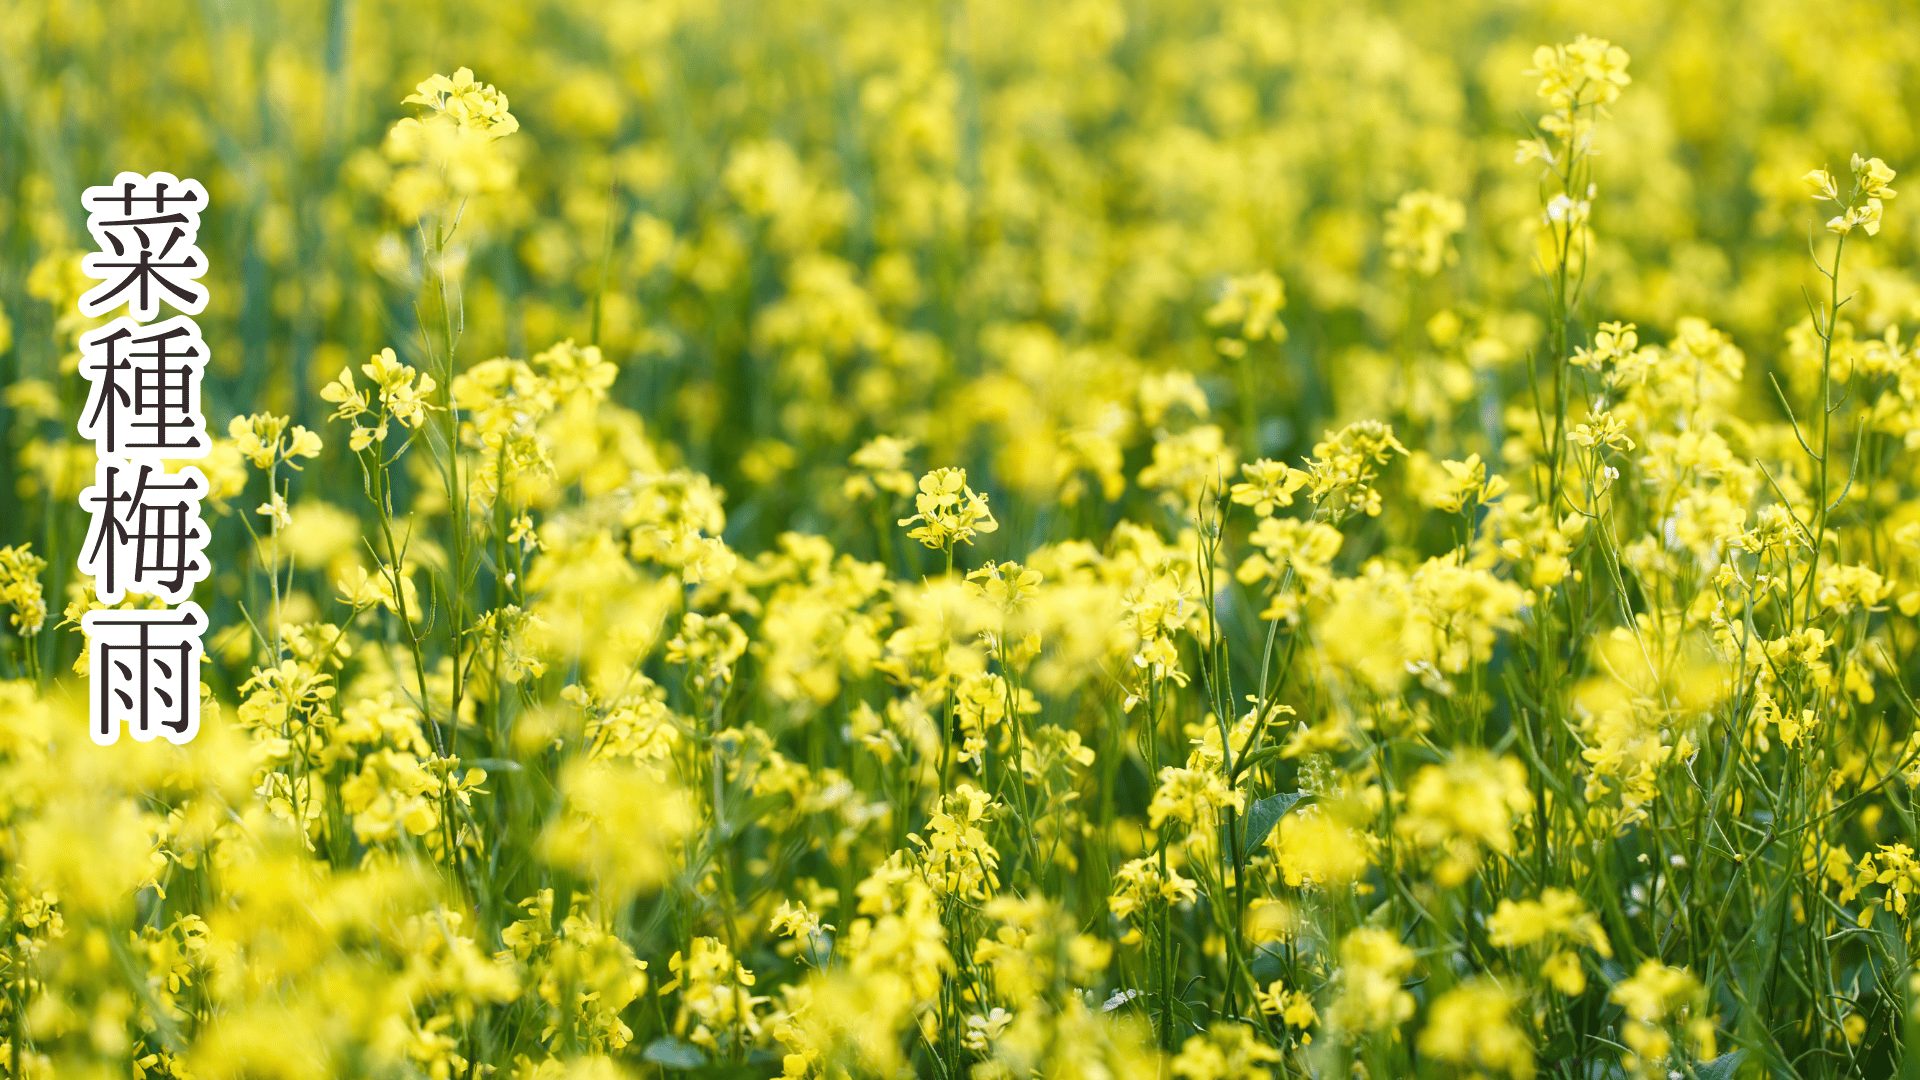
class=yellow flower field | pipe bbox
[5,1,1920,1076]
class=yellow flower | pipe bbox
[1609,961,1716,1078]
[1205,271,1287,355]
[911,783,1001,900]
[539,758,695,902]
[1302,419,1406,520]
[1228,459,1309,517]
[1148,765,1244,831]
[0,544,48,635]
[1854,153,1898,199]
[1527,35,1632,112]
[846,434,918,500]
[898,466,999,551]
[1383,190,1466,277]
[1419,980,1533,1079]
[1418,452,1508,514]
[1108,856,1199,921]
[255,494,292,531]
[228,413,321,469]
[1255,980,1318,1036]
[403,67,519,138]
[1488,888,1611,993]
[1171,1023,1282,1080]
[1396,753,1531,885]
[1329,927,1416,1033]
[1271,802,1372,888]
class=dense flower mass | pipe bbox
[6,2,1920,1076]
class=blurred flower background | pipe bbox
[4,0,1920,1076]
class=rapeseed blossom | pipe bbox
[898,466,999,551]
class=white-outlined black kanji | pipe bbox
[77,458,211,604]
[75,172,214,747]
[79,172,209,321]
[77,316,211,459]
[83,602,205,745]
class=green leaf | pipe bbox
[1241,791,1309,857]
[643,1037,708,1070]
[1694,1049,1748,1080]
